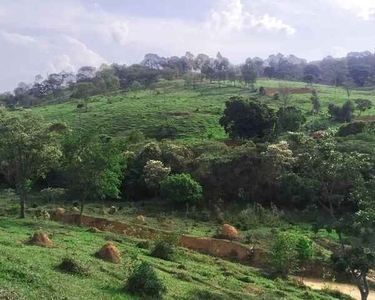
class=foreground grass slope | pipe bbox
[0,216,351,300]
[28,79,375,140]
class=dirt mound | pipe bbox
[71,207,80,214]
[87,227,101,233]
[108,206,117,215]
[95,242,120,263]
[36,210,50,220]
[221,224,238,240]
[136,215,146,224]
[55,207,66,216]
[27,230,54,247]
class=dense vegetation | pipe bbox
[1,50,375,300]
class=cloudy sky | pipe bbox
[1,0,375,92]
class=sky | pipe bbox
[1,0,375,92]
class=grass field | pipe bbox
[26,79,375,141]
[0,214,354,300]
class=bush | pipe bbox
[269,232,315,277]
[125,262,166,299]
[337,121,366,137]
[150,240,176,261]
[161,173,203,206]
[229,203,283,230]
[259,86,266,96]
[273,93,280,100]
[127,130,145,144]
[269,232,298,277]
[57,258,90,276]
[156,125,178,140]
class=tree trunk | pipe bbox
[79,195,86,226]
[19,185,27,219]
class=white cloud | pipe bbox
[250,14,296,35]
[332,0,375,20]
[63,36,108,67]
[106,21,129,46]
[207,0,295,35]
[0,30,36,46]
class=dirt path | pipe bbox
[293,277,375,300]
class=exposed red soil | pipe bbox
[27,230,54,247]
[95,242,121,263]
[265,87,311,95]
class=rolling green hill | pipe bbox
[27,79,375,141]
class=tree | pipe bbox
[278,84,291,107]
[130,81,143,98]
[220,97,276,140]
[0,108,62,218]
[62,127,124,224]
[328,100,355,122]
[71,82,96,112]
[348,64,371,87]
[310,89,321,114]
[332,247,375,300]
[355,99,373,116]
[276,107,306,133]
[142,160,170,196]
[161,173,203,206]
[241,58,257,88]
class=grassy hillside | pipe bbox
[0,215,352,300]
[27,79,375,140]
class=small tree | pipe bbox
[130,81,143,98]
[355,99,373,116]
[310,89,321,115]
[161,173,203,206]
[328,100,355,122]
[269,232,298,277]
[0,108,62,218]
[276,107,306,133]
[71,82,96,112]
[278,84,291,107]
[62,127,124,224]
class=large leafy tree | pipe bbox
[0,107,62,218]
[276,106,306,133]
[220,97,276,140]
[289,132,374,300]
[62,127,124,223]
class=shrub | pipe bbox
[295,235,314,262]
[259,86,266,96]
[57,258,90,276]
[337,122,366,137]
[160,173,203,206]
[125,262,166,299]
[269,232,298,277]
[273,93,280,100]
[269,232,315,277]
[156,125,178,140]
[229,203,283,230]
[127,130,145,144]
[150,240,176,261]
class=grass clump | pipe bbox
[150,240,177,261]
[57,258,90,277]
[0,289,22,300]
[125,261,166,299]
